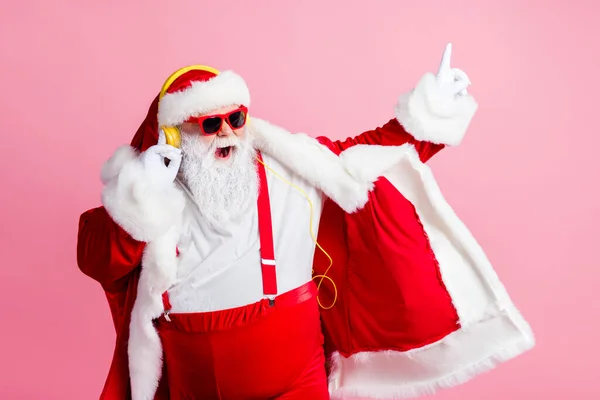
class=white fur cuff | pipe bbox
[395,73,478,146]
[100,145,186,243]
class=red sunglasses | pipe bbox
[184,105,248,136]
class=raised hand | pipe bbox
[101,130,186,243]
[394,42,478,147]
[436,43,471,97]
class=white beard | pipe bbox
[179,131,258,227]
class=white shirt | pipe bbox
[167,153,325,313]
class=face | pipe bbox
[179,105,247,162]
[178,105,258,227]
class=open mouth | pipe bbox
[215,146,233,160]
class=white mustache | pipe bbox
[212,135,241,149]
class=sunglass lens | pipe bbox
[229,111,246,129]
[202,117,222,134]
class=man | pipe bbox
[77,44,534,400]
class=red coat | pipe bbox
[78,97,534,399]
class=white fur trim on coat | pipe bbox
[249,118,384,214]
[157,70,251,127]
[101,145,186,399]
[395,72,478,146]
[324,144,534,399]
[328,314,534,399]
[100,145,186,243]
[129,227,180,400]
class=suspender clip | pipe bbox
[163,310,171,322]
[267,295,276,307]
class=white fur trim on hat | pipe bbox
[157,70,251,127]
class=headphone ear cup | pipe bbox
[162,126,181,148]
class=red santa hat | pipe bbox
[130,66,251,152]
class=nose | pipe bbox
[217,120,234,137]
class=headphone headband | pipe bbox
[159,65,221,100]
[157,65,224,149]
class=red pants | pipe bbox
[155,282,329,399]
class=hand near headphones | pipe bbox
[138,129,182,187]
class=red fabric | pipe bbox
[165,69,218,94]
[313,179,460,357]
[320,117,445,162]
[77,207,145,398]
[154,282,328,400]
[313,119,458,357]
[76,116,451,399]
[130,95,160,153]
[161,292,172,313]
[77,206,145,295]
[256,153,278,296]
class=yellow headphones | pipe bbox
[158,64,222,149]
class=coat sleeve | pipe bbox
[77,206,145,293]
[318,118,445,163]
[318,69,480,161]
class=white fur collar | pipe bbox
[249,117,415,214]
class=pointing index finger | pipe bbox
[437,43,453,75]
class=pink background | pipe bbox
[1,0,598,399]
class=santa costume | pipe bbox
[77,54,534,400]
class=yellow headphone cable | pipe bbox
[255,156,338,310]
